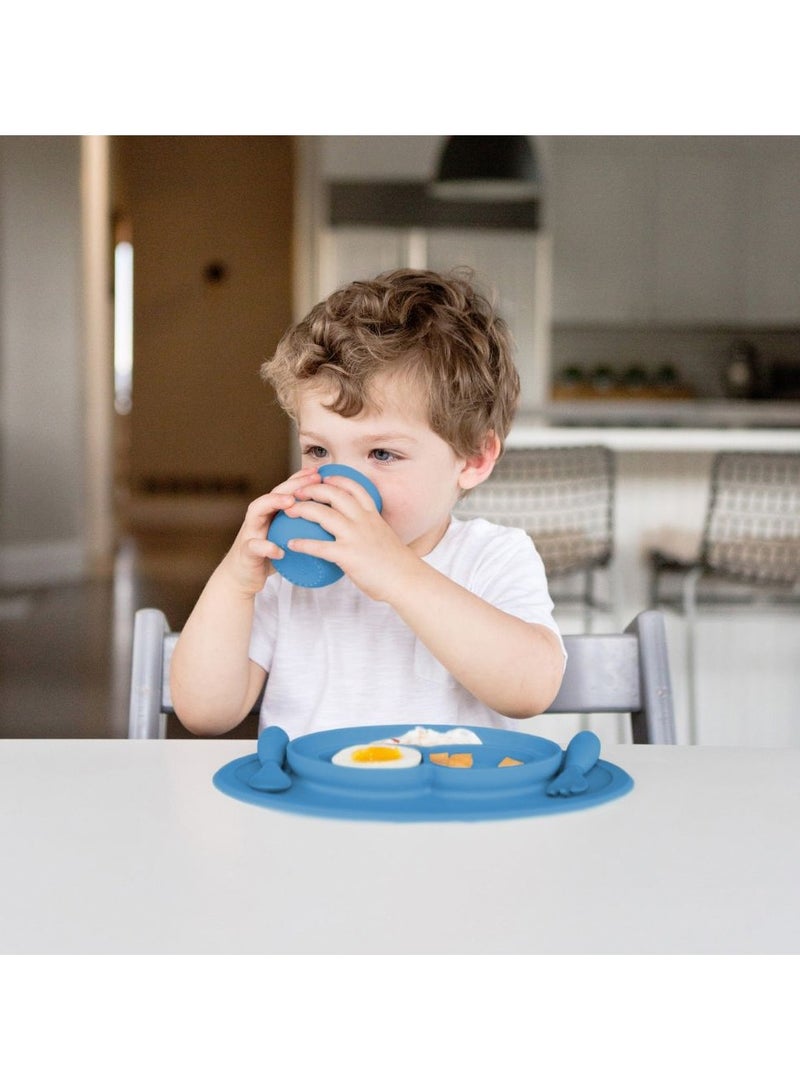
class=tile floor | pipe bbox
[0,531,258,740]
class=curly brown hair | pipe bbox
[261,268,520,458]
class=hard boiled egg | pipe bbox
[331,743,421,769]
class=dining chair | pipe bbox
[128,607,675,744]
[456,445,616,631]
[648,450,800,743]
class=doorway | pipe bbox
[107,137,296,729]
[110,136,294,549]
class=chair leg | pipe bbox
[682,568,701,745]
[583,568,593,634]
[606,561,620,632]
[576,569,593,734]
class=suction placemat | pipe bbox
[213,725,634,822]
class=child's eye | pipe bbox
[370,449,398,463]
[304,445,328,460]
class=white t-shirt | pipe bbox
[248,516,564,738]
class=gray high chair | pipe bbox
[128,608,675,744]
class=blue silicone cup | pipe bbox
[267,464,383,588]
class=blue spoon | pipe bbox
[267,464,383,588]
[546,730,601,796]
[247,725,292,792]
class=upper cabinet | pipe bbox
[743,143,800,324]
[318,226,412,295]
[550,136,800,326]
[318,225,547,408]
[549,139,652,323]
[652,144,745,323]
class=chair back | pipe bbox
[456,445,614,577]
[129,607,675,745]
[128,609,177,740]
[547,610,675,744]
[701,451,800,586]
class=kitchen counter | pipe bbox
[509,402,800,451]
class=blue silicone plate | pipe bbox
[213,725,634,822]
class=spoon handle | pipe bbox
[257,725,290,766]
[248,725,293,792]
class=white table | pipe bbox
[1,739,798,954]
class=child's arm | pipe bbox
[283,477,565,718]
[169,468,321,735]
[383,559,565,718]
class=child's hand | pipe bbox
[221,468,321,597]
[283,474,415,600]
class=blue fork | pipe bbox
[546,730,601,797]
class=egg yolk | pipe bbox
[352,746,403,763]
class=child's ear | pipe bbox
[458,432,502,492]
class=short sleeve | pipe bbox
[427,518,564,650]
[468,525,561,633]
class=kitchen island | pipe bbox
[505,408,800,749]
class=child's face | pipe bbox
[296,374,481,556]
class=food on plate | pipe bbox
[328,729,525,775]
[447,753,473,768]
[429,752,524,768]
[331,743,421,769]
[351,746,403,763]
[427,752,473,768]
[386,726,482,747]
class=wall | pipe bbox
[0,136,86,585]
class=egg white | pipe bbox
[331,743,422,769]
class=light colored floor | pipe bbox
[0,531,258,740]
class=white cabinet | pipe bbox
[550,138,652,323]
[318,226,548,407]
[318,227,413,295]
[426,229,541,400]
[743,141,800,324]
[550,136,800,326]
[652,144,745,323]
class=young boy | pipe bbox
[170,268,565,737]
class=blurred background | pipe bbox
[2,134,800,740]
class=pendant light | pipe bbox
[431,136,540,201]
